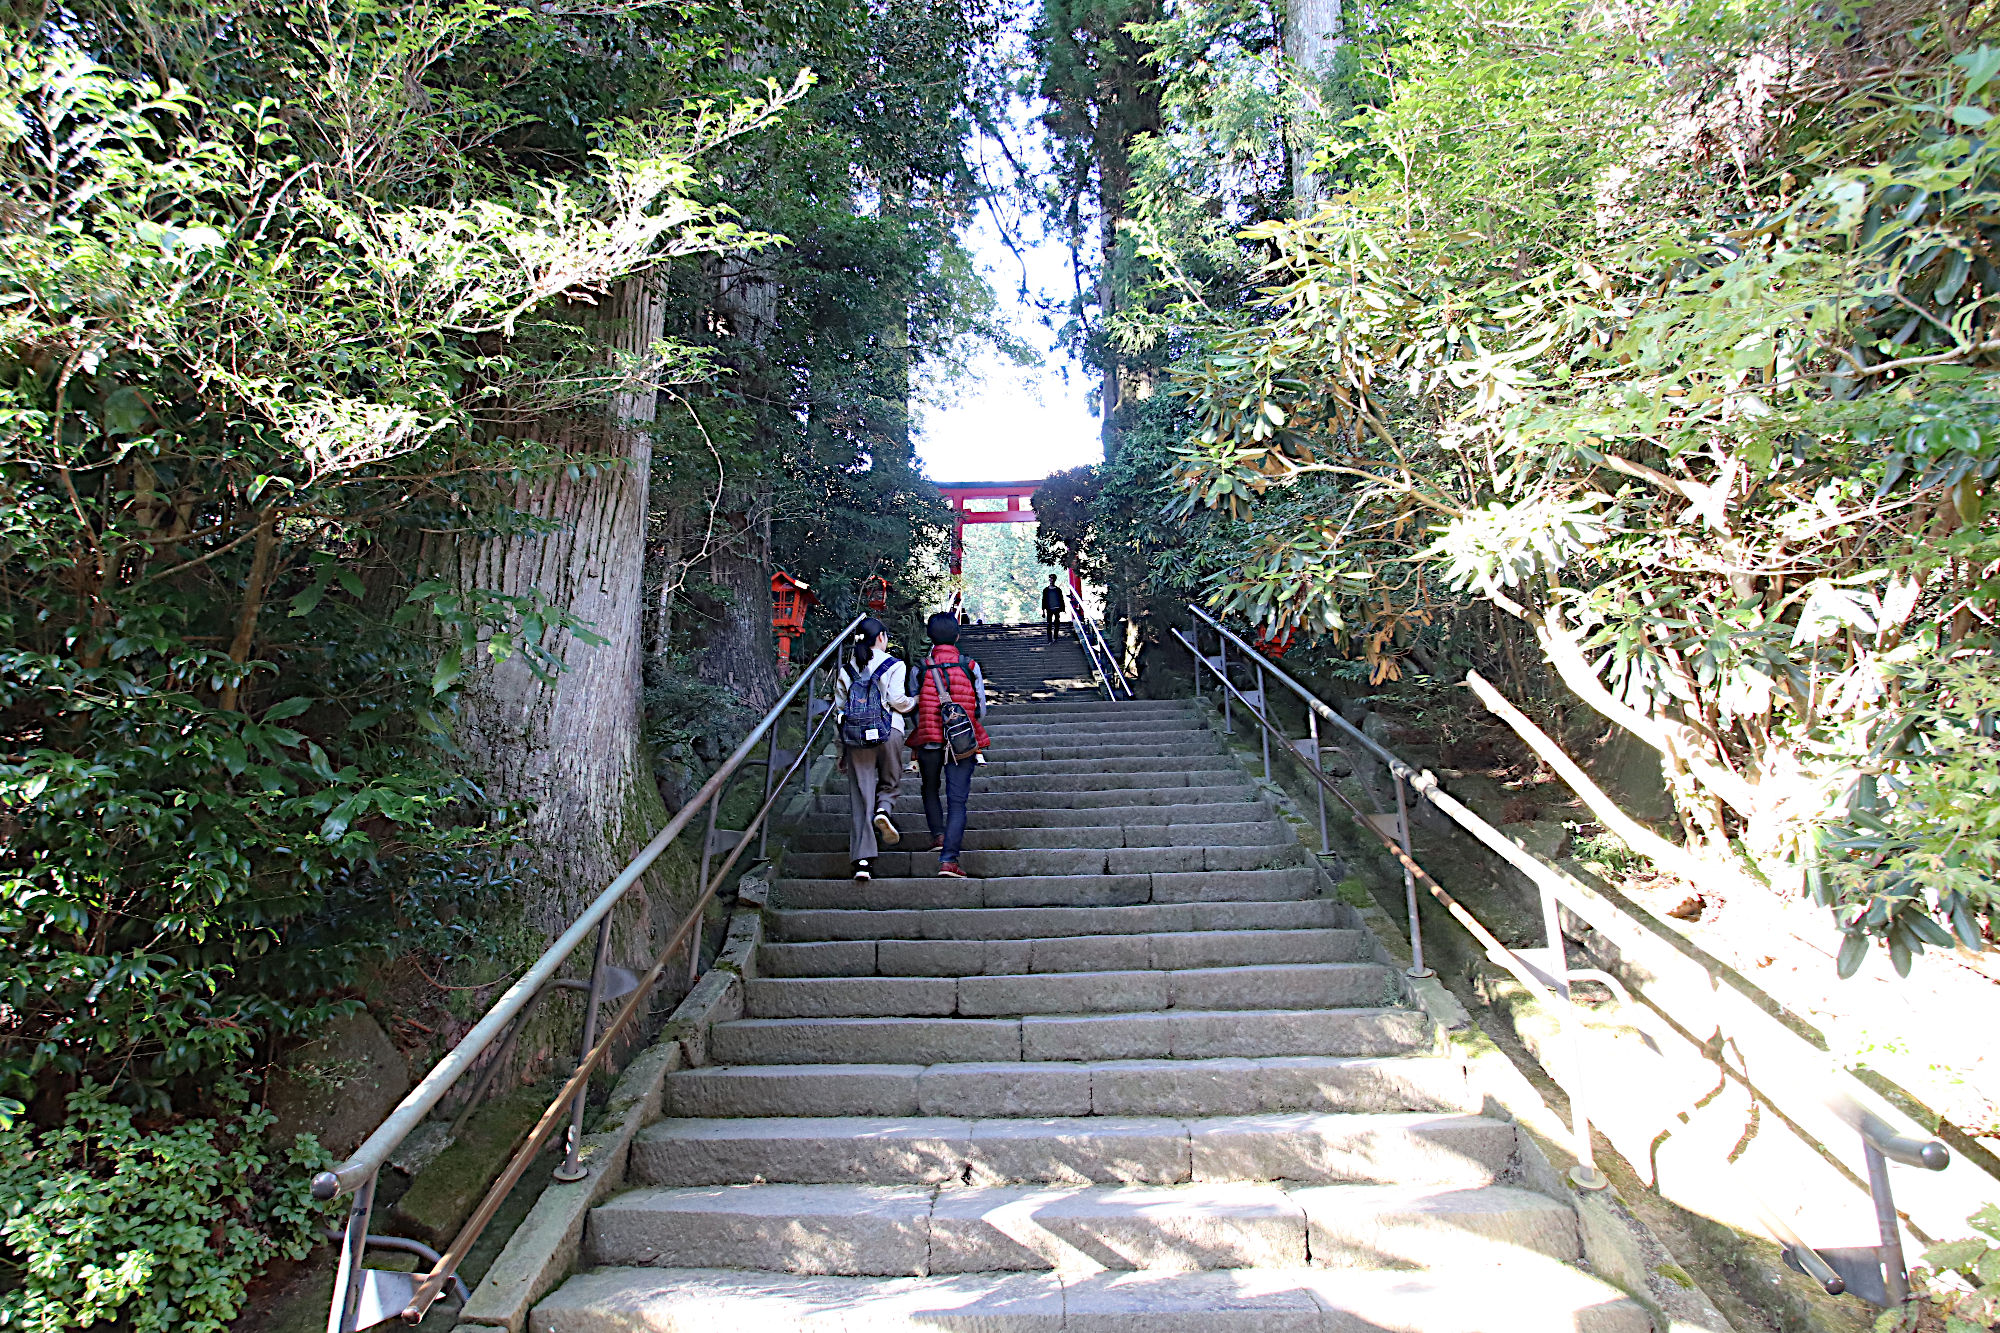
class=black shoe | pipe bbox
[852,860,872,882]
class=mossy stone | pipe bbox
[389,1086,552,1248]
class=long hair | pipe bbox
[849,616,886,675]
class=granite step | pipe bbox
[628,1111,1514,1188]
[768,867,1321,912]
[662,1054,1471,1119]
[759,927,1372,977]
[778,842,1304,879]
[812,784,1263,813]
[532,1259,1650,1333]
[791,803,1277,834]
[784,818,1296,854]
[743,963,1394,1019]
[585,1180,1578,1276]
[769,898,1353,943]
[706,1005,1427,1066]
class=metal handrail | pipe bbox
[315,615,864,1333]
[1178,603,1951,1305]
[1063,584,1131,699]
[1174,616,1602,1190]
[1060,585,1117,700]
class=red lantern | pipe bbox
[861,575,889,615]
[770,571,817,676]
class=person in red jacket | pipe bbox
[908,612,989,878]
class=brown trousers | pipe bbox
[843,730,905,862]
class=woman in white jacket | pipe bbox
[834,617,915,880]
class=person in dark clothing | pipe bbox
[909,612,989,878]
[1041,574,1065,641]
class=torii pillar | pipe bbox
[937,480,1081,597]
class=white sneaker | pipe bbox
[874,811,900,846]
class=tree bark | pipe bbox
[1286,0,1342,208]
[446,275,678,944]
[689,486,780,712]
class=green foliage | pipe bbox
[0,0,810,1317]
[1031,466,1102,574]
[0,1084,336,1333]
[1,17,793,1110]
[959,524,1066,624]
[1106,0,1999,967]
[1878,1204,2000,1333]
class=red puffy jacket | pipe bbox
[909,645,990,751]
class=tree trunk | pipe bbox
[446,275,679,945]
[689,487,780,711]
[1286,0,1342,208]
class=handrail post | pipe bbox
[693,795,719,984]
[1191,618,1202,704]
[1308,711,1326,851]
[1255,661,1270,779]
[1219,637,1232,734]
[551,916,614,1182]
[756,721,780,860]
[1538,875,1606,1190]
[1396,774,1431,979]
[325,1171,376,1333]
[1866,1141,1909,1304]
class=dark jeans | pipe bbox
[917,744,975,863]
[1044,608,1061,640]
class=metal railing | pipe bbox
[1175,603,1951,1306]
[313,616,863,1333]
[1176,606,1606,1190]
[1063,584,1131,700]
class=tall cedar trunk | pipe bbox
[684,250,782,711]
[1095,12,1163,465]
[690,487,780,710]
[1286,0,1342,208]
[446,275,679,951]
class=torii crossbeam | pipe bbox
[937,479,1081,597]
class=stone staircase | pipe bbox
[529,628,1649,1332]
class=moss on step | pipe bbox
[389,1086,551,1247]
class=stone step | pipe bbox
[981,720,1210,740]
[978,740,1220,761]
[983,702,1192,721]
[770,898,1351,943]
[785,819,1296,854]
[779,842,1305,879]
[792,802,1275,834]
[745,963,1393,1019]
[828,757,1240,789]
[761,928,1371,977]
[826,770,1247,798]
[812,784,1261,813]
[628,1111,1512,1188]
[769,867,1320,912]
[663,1054,1470,1119]
[532,1259,1650,1333]
[585,1180,1578,1276]
[708,1006,1426,1066]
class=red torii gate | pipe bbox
[939,479,1081,598]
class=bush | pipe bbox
[0,1085,335,1333]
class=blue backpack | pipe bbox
[839,659,896,747]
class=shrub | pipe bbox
[0,1085,335,1333]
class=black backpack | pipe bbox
[926,659,981,762]
[839,659,896,747]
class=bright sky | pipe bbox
[912,208,1103,485]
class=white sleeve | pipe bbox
[886,660,915,712]
[972,661,987,717]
